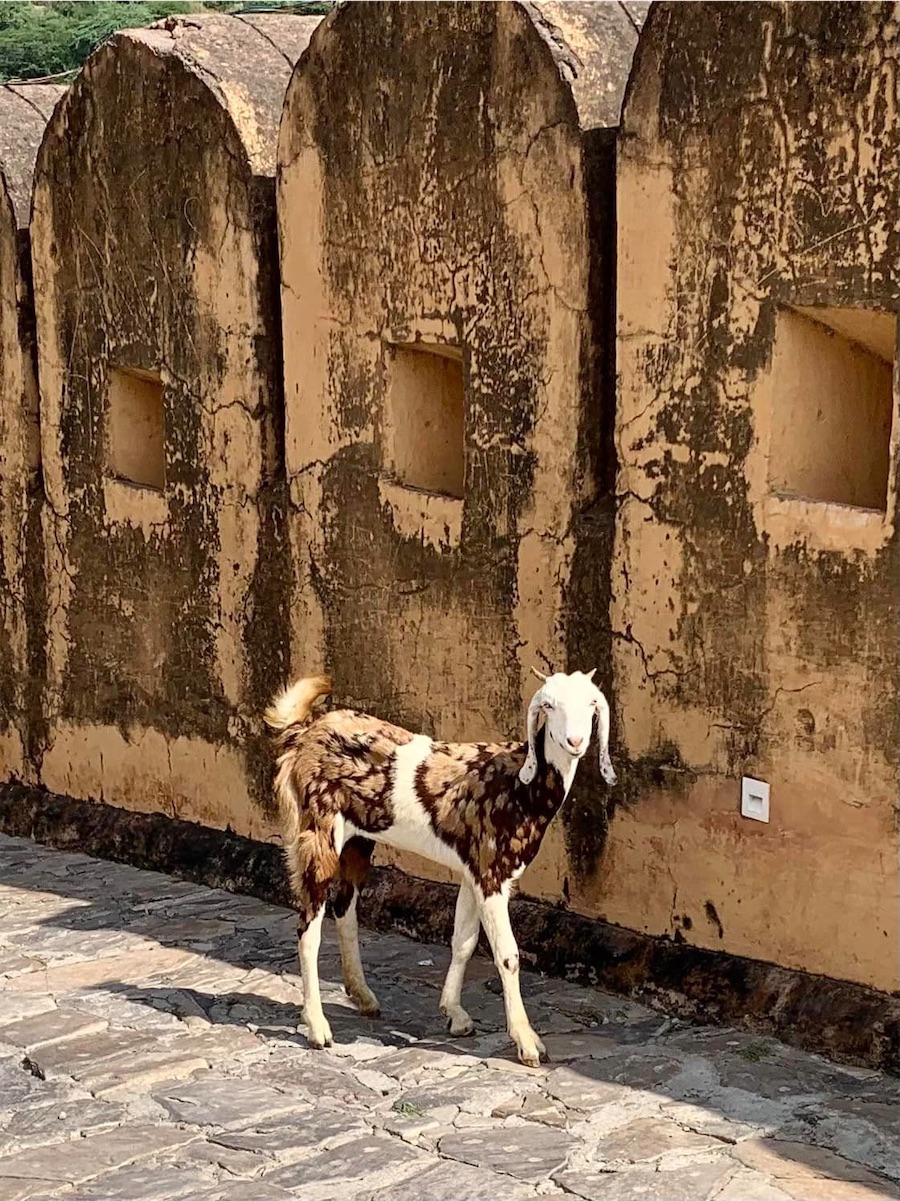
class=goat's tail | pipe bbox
[264,674,332,735]
[265,675,333,906]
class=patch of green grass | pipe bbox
[391,1098,429,1119]
[736,1040,771,1062]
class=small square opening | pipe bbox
[383,343,465,498]
[107,367,165,491]
[768,306,895,511]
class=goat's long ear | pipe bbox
[592,686,617,787]
[518,688,545,785]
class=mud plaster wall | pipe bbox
[611,2,899,990]
[29,15,319,838]
[0,85,64,783]
[277,0,640,890]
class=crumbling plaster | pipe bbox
[607,1,899,990]
[29,15,319,835]
[277,0,643,890]
[0,84,64,783]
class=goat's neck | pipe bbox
[542,733,580,800]
[522,728,578,830]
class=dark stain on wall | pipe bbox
[35,37,293,809]
[290,1,583,743]
[622,1,898,785]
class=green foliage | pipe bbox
[0,1,333,82]
[735,1040,771,1062]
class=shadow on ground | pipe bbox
[1,835,899,1201]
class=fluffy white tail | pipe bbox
[264,675,332,733]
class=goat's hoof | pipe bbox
[515,1032,547,1068]
[304,1017,333,1049]
[353,988,381,1018]
[447,1016,476,1038]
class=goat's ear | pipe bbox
[519,689,545,785]
[592,687,617,787]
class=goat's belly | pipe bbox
[348,819,465,874]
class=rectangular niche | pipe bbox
[768,306,896,511]
[383,343,465,498]
[106,366,165,490]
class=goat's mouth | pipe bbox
[549,732,587,759]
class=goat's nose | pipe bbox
[568,735,583,751]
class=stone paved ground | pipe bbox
[0,834,899,1201]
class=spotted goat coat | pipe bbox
[271,702,566,931]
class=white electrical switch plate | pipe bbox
[741,776,770,823]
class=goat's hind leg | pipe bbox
[439,879,480,1037]
[334,837,380,1018]
[292,829,338,1049]
[297,901,332,1048]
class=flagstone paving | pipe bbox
[0,833,898,1200]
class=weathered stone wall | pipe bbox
[277,0,642,887]
[0,84,64,782]
[0,1,896,1014]
[30,14,319,838]
[610,2,899,990]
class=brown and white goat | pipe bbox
[264,670,616,1067]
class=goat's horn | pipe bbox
[530,666,548,682]
[585,668,597,681]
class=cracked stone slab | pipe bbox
[256,1056,384,1106]
[590,1115,724,1163]
[64,1162,213,1201]
[366,1044,475,1080]
[439,1124,577,1181]
[262,1132,428,1199]
[0,957,42,981]
[0,1098,127,1154]
[661,1099,759,1143]
[0,1009,108,1052]
[0,1177,64,1201]
[715,1171,796,1201]
[0,998,55,1027]
[538,1031,621,1062]
[390,1072,528,1117]
[2,837,900,1201]
[545,1053,682,1111]
[0,1124,197,1185]
[62,1163,214,1201]
[491,1091,568,1127]
[554,1160,735,1201]
[211,1106,366,1161]
[0,948,195,993]
[735,1139,900,1200]
[189,1182,296,1201]
[0,1060,73,1113]
[154,1075,308,1129]
[364,1158,539,1200]
[715,1055,867,1102]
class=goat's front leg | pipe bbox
[298,905,332,1048]
[478,890,546,1067]
[439,879,480,1037]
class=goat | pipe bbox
[264,668,616,1067]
